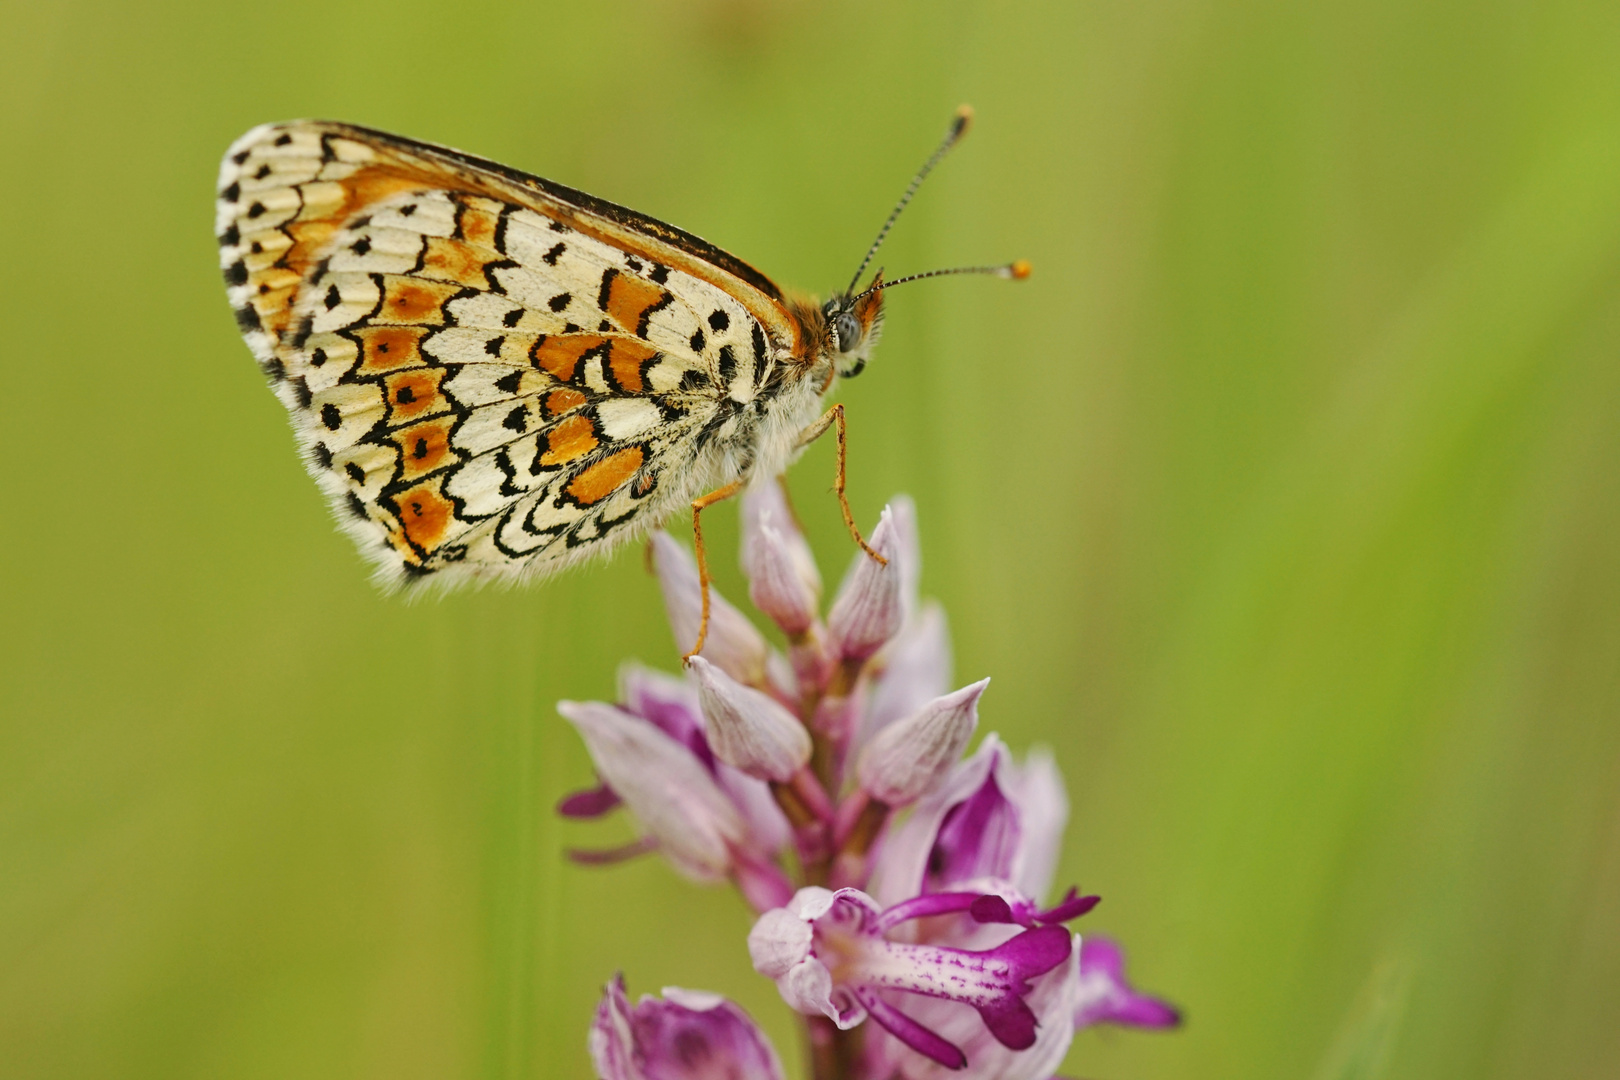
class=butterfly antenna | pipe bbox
[845,105,975,296]
[852,260,1031,302]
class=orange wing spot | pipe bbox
[384,368,448,424]
[286,219,340,259]
[278,170,424,282]
[539,414,599,466]
[395,480,455,553]
[378,277,463,325]
[531,334,607,383]
[566,447,644,506]
[356,326,429,374]
[393,418,456,481]
[604,273,670,335]
[607,339,659,392]
[543,387,588,418]
[420,237,497,289]
[252,285,298,325]
[459,198,503,248]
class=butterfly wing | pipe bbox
[216,121,799,586]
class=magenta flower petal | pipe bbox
[557,783,623,819]
[1075,937,1182,1031]
[855,988,966,1070]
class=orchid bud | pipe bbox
[650,531,769,684]
[887,493,922,621]
[741,483,821,636]
[826,507,903,664]
[688,655,812,782]
[558,700,744,882]
[856,678,988,806]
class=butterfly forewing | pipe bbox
[217,121,795,585]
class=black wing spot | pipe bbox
[563,322,580,334]
[717,345,737,383]
[495,370,523,394]
[503,406,527,432]
[249,240,262,254]
[324,284,341,310]
[222,180,241,203]
[292,377,312,409]
[543,243,565,265]
[219,223,239,247]
[689,328,706,353]
[290,313,315,349]
[234,305,261,332]
[400,204,417,217]
[441,544,467,562]
[708,310,730,332]
[345,462,365,484]
[321,402,342,430]
[274,132,293,146]
[502,308,523,328]
[413,437,429,459]
[598,320,613,332]
[346,492,368,519]
[649,264,670,285]
[351,237,371,256]
[548,293,571,312]
[485,336,505,356]
[626,255,643,273]
[231,149,250,165]
[262,357,284,382]
[246,201,266,219]
[224,260,248,286]
[310,347,327,368]
[395,386,416,403]
[549,219,570,233]
[312,443,333,469]
[254,164,271,180]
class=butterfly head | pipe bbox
[821,273,886,379]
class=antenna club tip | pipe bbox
[952,104,975,139]
[1008,259,1032,280]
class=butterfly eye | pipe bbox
[835,312,862,353]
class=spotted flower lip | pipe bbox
[590,974,786,1080]
[749,887,1074,1069]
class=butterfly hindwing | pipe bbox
[217,121,794,585]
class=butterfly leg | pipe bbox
[684,478,746,661]
[797,404,888,566]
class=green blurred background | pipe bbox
[4,1,1619,1077]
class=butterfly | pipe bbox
[216,106,1025,649]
